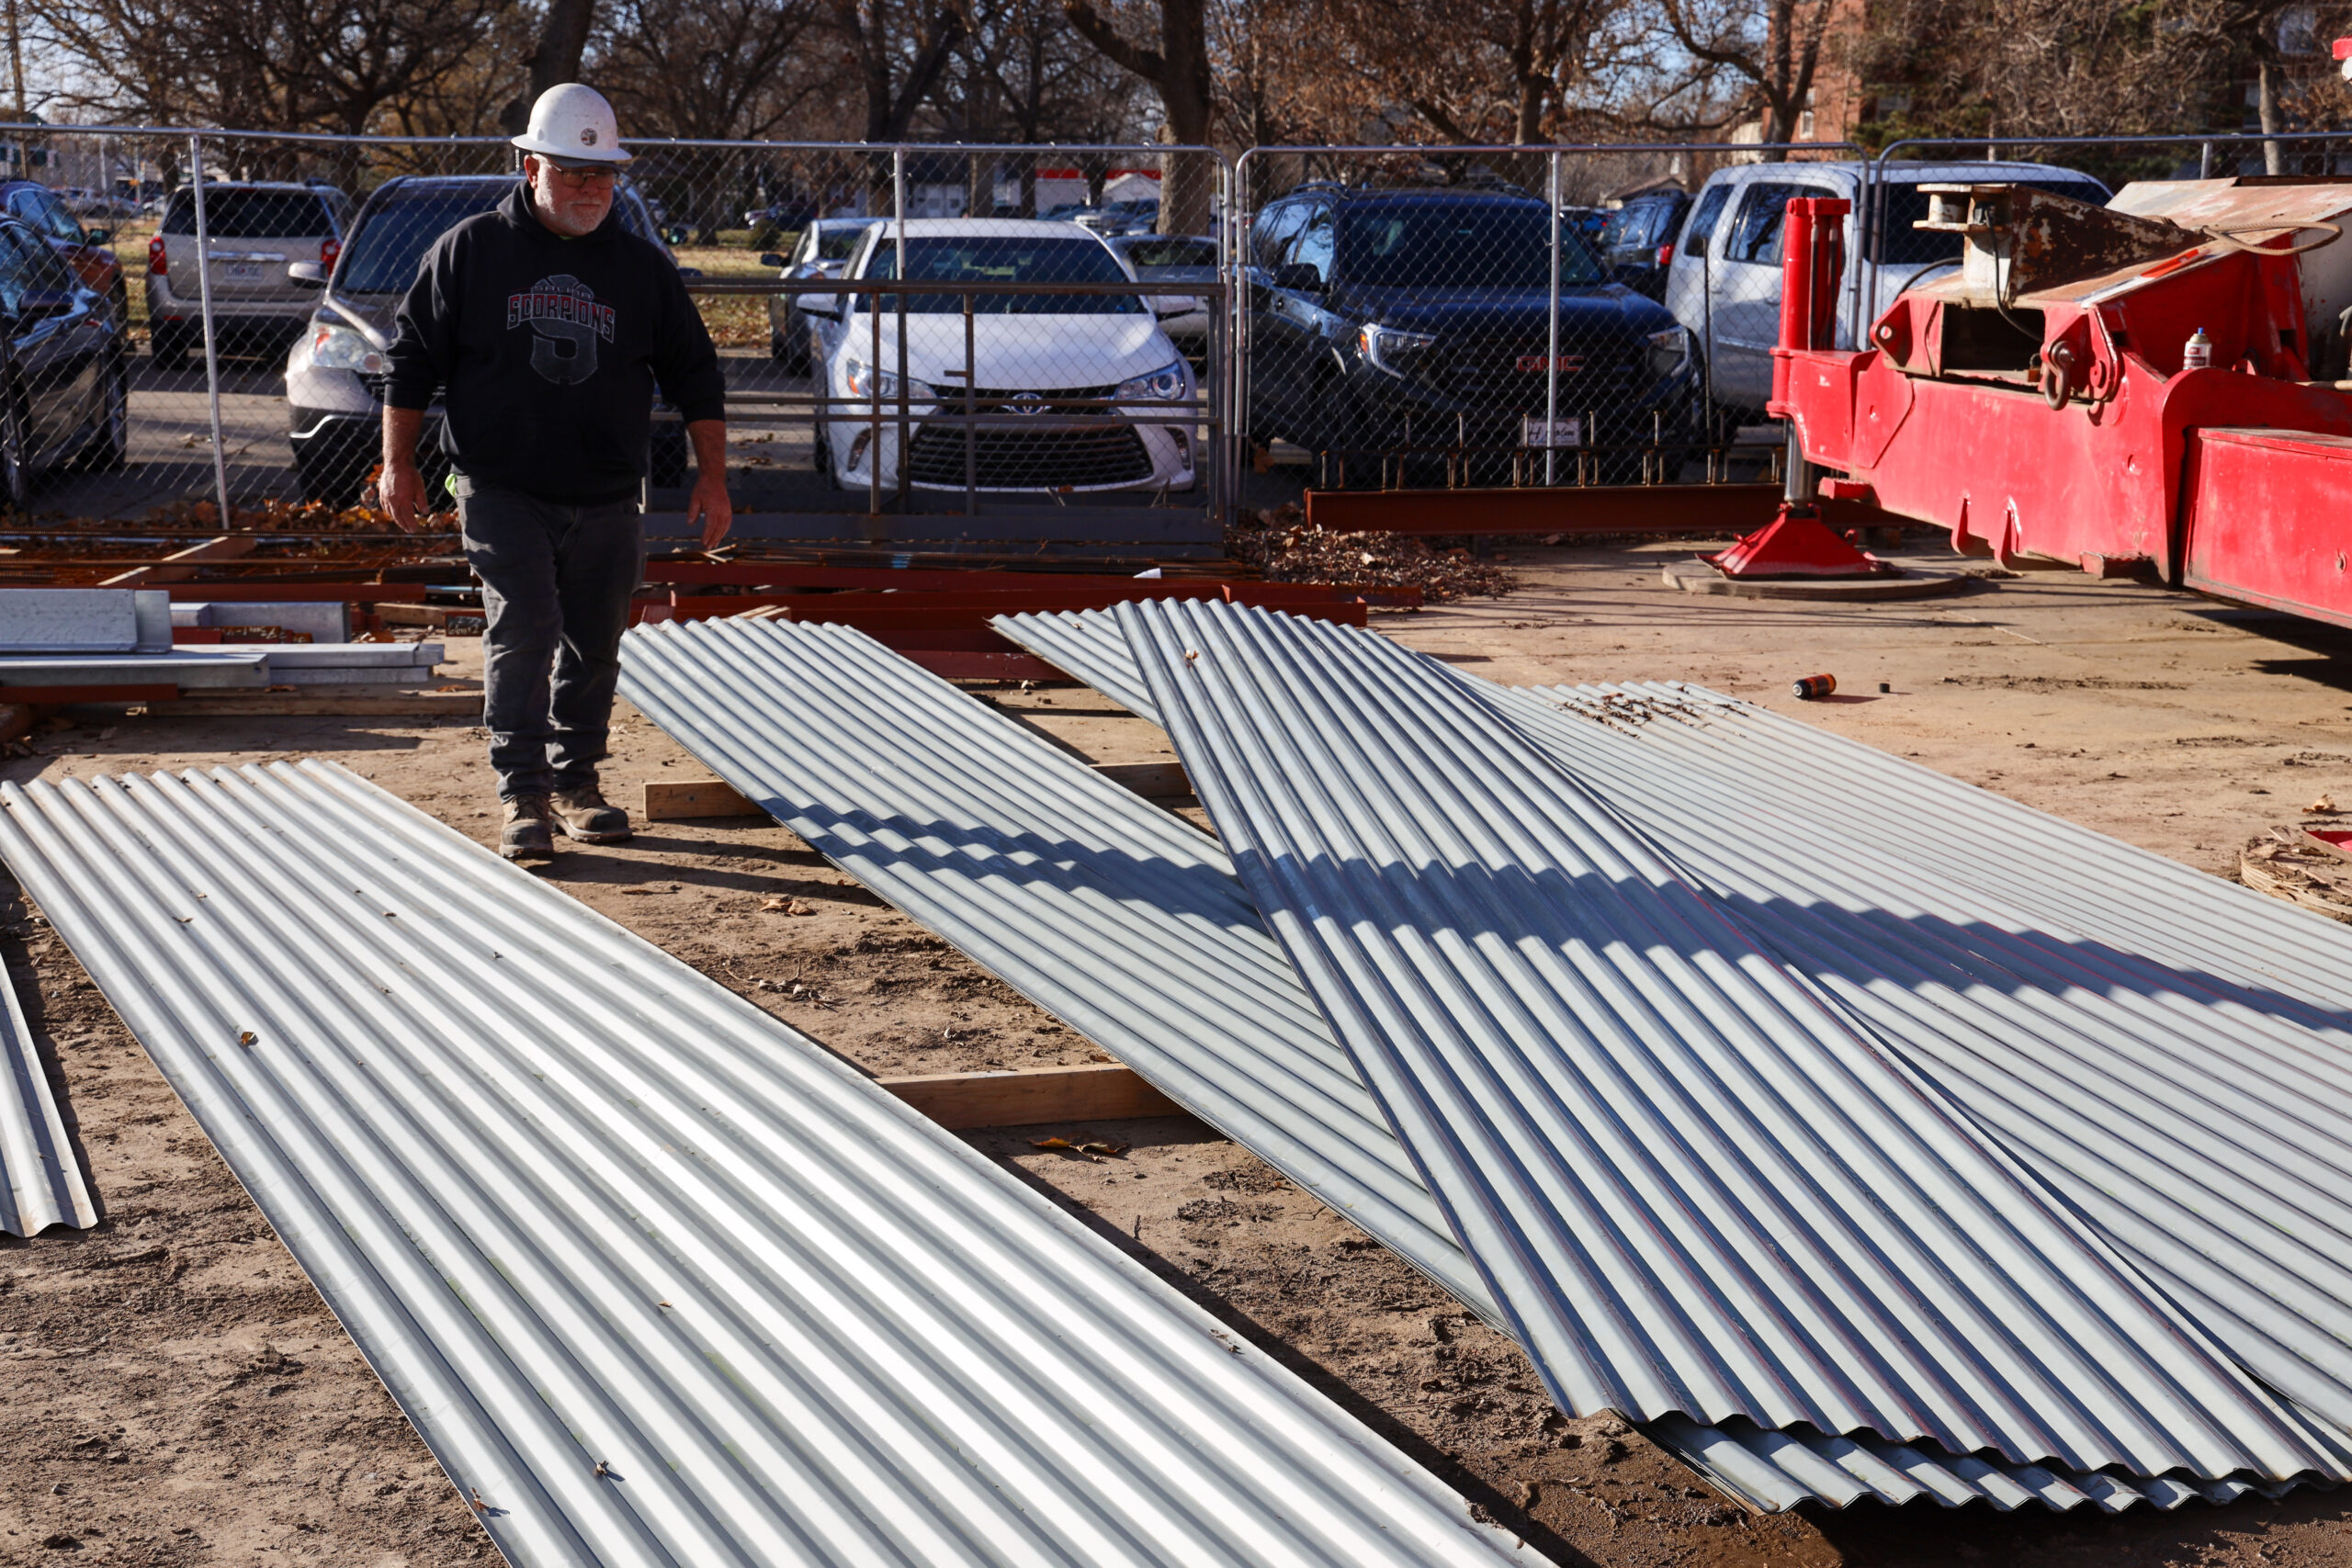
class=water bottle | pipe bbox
[2183,327,2213,371]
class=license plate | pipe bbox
[1522,416,1582,448]
[1518,354,1583,372]
[215,261,261,281]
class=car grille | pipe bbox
[906,424,1154,489]
[939,382,1123,414]
[1424,343,1640,404]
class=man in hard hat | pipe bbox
[380,83,729,863]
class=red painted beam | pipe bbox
[161,583,433,603]
[1304,484,1893,536]
[640,558,1419,605]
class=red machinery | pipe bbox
[1753,166,2352,622]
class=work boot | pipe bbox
[501,793,555,863]
[551,781,632,843]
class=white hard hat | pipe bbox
[512,84,631,164]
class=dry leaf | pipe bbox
[759,896,790,912]
[2308,795,2340,815]
[236,1032,256,1046]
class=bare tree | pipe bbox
[499,0,599,133]
[1061,0,1214,229]
[33,0,522,134]
[1651,0,1839,152]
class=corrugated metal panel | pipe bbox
[0,759,1550,1568]
[994,610,1163,722]
[0,947,95,1235]
[1117,595,2346,1486]
[1489,679,2352,1438]
[616,616,1485,1316]
[619,615,2308,1516]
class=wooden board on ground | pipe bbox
[643,778,769,819]
[876,1063,1185,1130]
[648,764,1190,819]
[1092,761,1192,800]
[146,690,483,718]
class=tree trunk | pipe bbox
[2257,55,2284,176]
[1156,0,1213,233]
[500,0,599,135]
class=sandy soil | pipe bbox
[6,542,2352,1566]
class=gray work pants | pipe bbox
[457,477,644,800]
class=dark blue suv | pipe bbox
[1244,184,1697,483]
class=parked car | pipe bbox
[1243,182,1697,481]
[282,174,684,505]
[0,181,127,325]
[1664,159,2110,419]
[1076,199,1159,237]
[147,181,349,364]
[759,216,879,369]
[1104,232,1216,367]
[0,213,127,505]
[806,219,1195,495]
[1595,186,1690,301]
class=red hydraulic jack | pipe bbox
[1705,195,1893,580]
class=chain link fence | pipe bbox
[1,122,2343,531]
[0,126,1232,551]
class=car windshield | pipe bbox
[162,188,334,238]
[1339,203,1605,288]
[337,190,507,293]
[1870,177,2110,266]
[816,225,871,260]
[1122,237,1217,269]
[861,235,1143,313]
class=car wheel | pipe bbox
[150,320,187,367]
[769,329,789,363]
[811,418,832,478]
[74,353,128,471]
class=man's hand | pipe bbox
[380,461,425,533]
[684,419,732,549]
[380,406,427,533]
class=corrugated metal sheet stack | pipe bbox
[615,604,2352,1517]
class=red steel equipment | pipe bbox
[1764,151,2352,623]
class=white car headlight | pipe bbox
[1645,325,1690,378]
[308,321,385,375]
[1116,361,1188,400]
[842,357,933,403]
[1357,322,1437,377]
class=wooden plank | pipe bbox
[643,777,766,819]
[100,535,262,587]
[145,691,482,717]
[0,683,178,705]
[876,1063,1184,1131]
[1092,761,1192,800]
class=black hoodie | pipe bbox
[385,185,726,504]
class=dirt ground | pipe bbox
[6,538,2352,1567]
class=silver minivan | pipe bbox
[1664,160,2109,419]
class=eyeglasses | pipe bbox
[541,164,617,188]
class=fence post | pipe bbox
[893,146,909,513]
[1544,150,1561,487]
[187,131,232,526]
